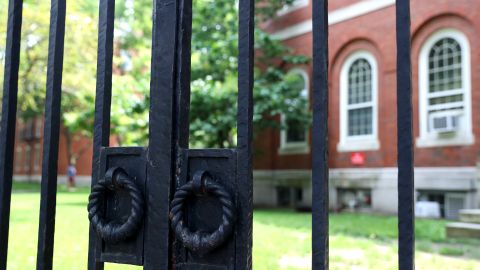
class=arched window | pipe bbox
[338,51,379,152]
[418,29,473,147]
[279,69,309,154]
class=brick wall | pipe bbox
[254,0,480,170]
[13,119,93,178]
[262,0,362,33]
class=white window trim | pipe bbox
[24,145,31,171]
[279,68,310,155]
[15,147,22,173]
[271,0,395,40]
[277,0,309,17]
[35,117,43,138]
[337,51,380,152]
[417,28,474,148]
[34,143,41,171]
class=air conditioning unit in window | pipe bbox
[429,111,462,134]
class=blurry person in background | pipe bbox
[67,160,77,190]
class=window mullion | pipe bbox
[427,88,464,98]
[347,102,373,110]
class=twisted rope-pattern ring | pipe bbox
[170,170,235,254]
[87,167,144,244]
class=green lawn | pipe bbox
[6,183,480,269]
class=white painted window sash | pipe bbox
[427,102,464,112]
[279,68,310,155]
[417,28,474,148]
[24,145,31,171]
[338,51,379,152]
[347,101,373,111]
[427,88,464,98]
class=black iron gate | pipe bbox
[0,0,415,269]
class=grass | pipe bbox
[6,182,480,269]
[439,247,465,257]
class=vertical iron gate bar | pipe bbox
[35,0,66,268]
[171,0,191,262]
[88,0,115,269]
[172,0,192,236]
[174,0,192,150]
[144,0,178,268]
[311,0,329,269]
[396,0,415,269]
[236,0,254,268]
[0,0,23,268]
[172,0,191,261]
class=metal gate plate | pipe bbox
[95,147,147,265]
[173,149,237,269]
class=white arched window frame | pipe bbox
[34,143,41,172]
[279,68,310,155]
[417,28,473,147]
[24,145,31,171]
[337,51,380,152]
[15,146,22,173]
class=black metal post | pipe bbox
[312,0,329,269]
[144,0,178,268]
[174,0,192,150]
[0,0,23,268]
[396,0,415,269]
[88,0,115,269]
[36,0,66,269]
[236,0,255,268]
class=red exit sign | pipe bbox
[350,152,365,165]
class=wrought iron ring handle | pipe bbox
[170,170,236,254]
[88,167,144,244]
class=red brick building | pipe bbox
[13,117,94,185]
[254,0,480,219]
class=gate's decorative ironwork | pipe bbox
[88,167,145,244]
[0,0,415,269]
[170,170,236,255]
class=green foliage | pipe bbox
[2,0,311,150]
[187,0,310,148]
[439,247,465,257]
[112,0,311,148]
[60,3,98,139]
[22,1,98,162]
[7,1,98,125]
[108,0,152,146]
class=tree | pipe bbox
[114,0,310,148]
[0,0,100,164]
[189,1,310,148]
[1,0,153,159]
[2,0,310,156]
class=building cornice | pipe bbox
[271,0,396,40]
